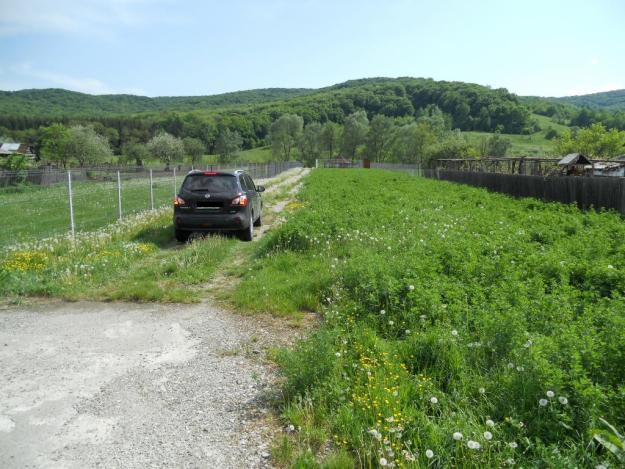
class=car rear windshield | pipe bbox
[181,174,239,193]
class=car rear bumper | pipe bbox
[173,210,250,232]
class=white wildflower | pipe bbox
[430,396,438,404]
[546,390,555,398]
[453,432,463,441]
[483,431,493,440]
[380,309,386,315]
[509,441,518,449]
[485,419,494,427]
[408,285,415,291]
[539,398,548,407]
[335,352,341,358]
[451,329,458,337]
[558,396,568,405]
[479,387,486,394]
[388,320,394,326]
[425,449,434,459]
[379,457,388,466]
[467,440,481,450]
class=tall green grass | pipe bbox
[236,169,625,467]
[0,208,237,301]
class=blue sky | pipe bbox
[0,0,623,97]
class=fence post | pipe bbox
[173,167,177,198]
[149,169,154,210]
[117,171,122,221]
[67,170,75,239]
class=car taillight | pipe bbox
[203,172,218,176]
[231,194,249,206]
[174,196,186,206]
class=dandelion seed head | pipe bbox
[467,440,481,450]
[479,387,486,394]
[408,285,415,291]
[380,309,386,315]
[483,431,493,440]
[453,432,463,441]
[379,457,388,466]
[485,419,494,427]
[558,396,568,405]
[451,329,458,336]
[508,441,518,449]
[539,398,548,407]
[335,352,341,358]
[430,396,438,404]
[546,390,555,398]
[425,449,434,459]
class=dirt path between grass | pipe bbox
[0,169,310,469]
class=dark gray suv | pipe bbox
[173,170,265,242]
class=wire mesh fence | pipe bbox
[0,161,302,248]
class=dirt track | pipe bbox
[0,168,310,469]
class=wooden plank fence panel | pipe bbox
[430,170,625,215]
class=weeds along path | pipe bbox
[0,168,311,469]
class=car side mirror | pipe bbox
[256,185,265,192]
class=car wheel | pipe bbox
[175,229,190,243]
[253,210,262,227]
[240,215,253,241]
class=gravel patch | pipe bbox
[0,300,287,468]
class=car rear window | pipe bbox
[182,174,238,193]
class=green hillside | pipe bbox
[0,87,313,116]
[555,89,625,111]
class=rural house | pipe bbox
[0,142,35,158]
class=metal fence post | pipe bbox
[173,167,177,198]
[67,170,75,239]
[149,169,154,210]
[117,170,122,221]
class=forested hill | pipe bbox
[0,77,532,134]
[0,87,313,116]
[554,89,625,111]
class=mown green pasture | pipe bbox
[233,169,625,467]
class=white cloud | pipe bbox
[3,63,145,95]
[0,0,176,37]
[589,58,600,65]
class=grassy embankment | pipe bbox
[226,169,625,468]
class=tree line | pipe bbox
[268,107,513,166]
[0,78,532,155]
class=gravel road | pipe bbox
[0,300,286,468]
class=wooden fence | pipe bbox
[429,170,625,214]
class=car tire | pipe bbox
[253,211,262,227]
[240,215,253,242]
[175,229,190,243]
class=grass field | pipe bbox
[229,169,625,467]
[0,175,178,248]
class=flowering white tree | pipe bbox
[147,131,184,169]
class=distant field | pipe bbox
[463,113,565,157]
